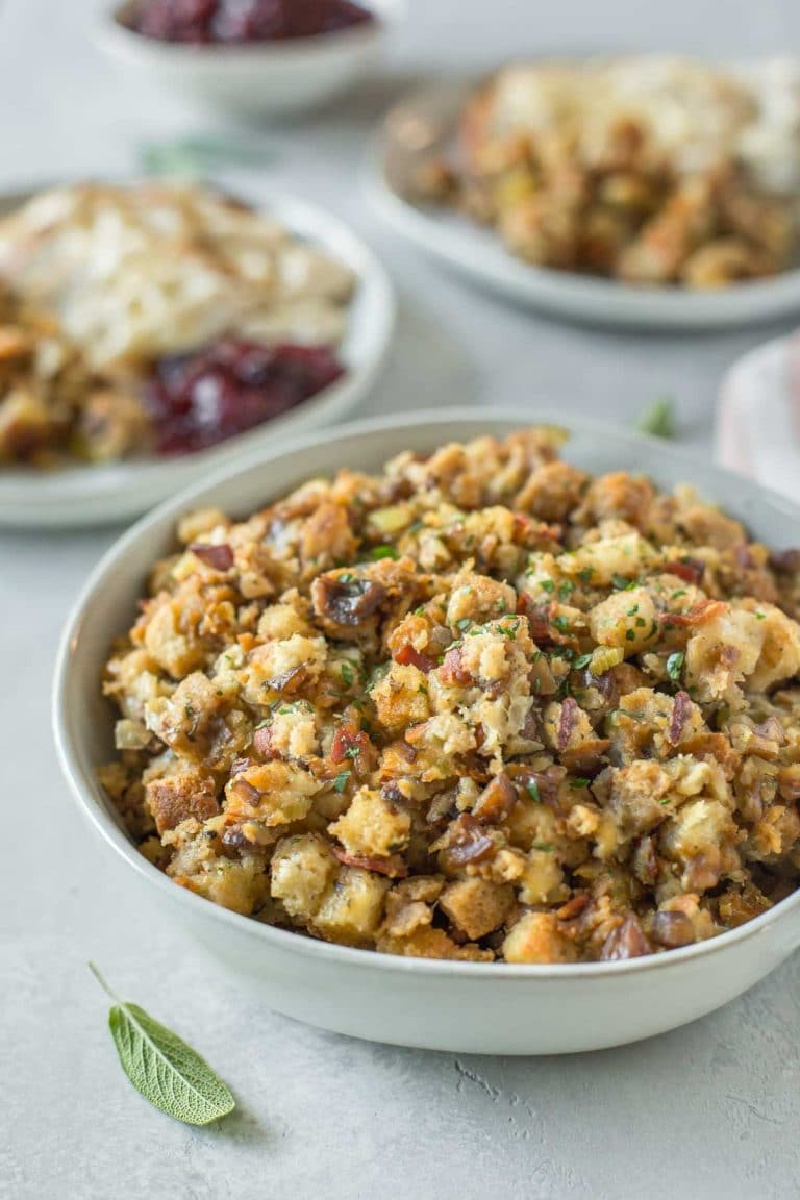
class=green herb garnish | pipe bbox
[89,963,234,1127]
[636,396,676,439]
[666,651,684,682]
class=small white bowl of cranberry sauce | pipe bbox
[96,0,406,117]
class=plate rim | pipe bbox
[0,180,396,527]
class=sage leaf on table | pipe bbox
[139,134,279,178]
[89,962,235,1127]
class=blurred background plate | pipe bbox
[0,184,395,529]
[95,0,406,118]
[371,76,800,332]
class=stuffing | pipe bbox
[412,58,800,289]
[101,430,800,961]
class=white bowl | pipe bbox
[0,186,395,529]
[94,1,405,117]
[372,78,800,331]
[53,409,800,1054]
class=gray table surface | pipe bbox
[3,1,800,1197]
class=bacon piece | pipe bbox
[601,914,651,960]
[557,696,579,750]
[669,690,692,746]
[331,846,408,878]
[395,644,436,673]
[512,513,562,546]
[189,543,234,571]
[230,777,261,806]
[440,646,473,685]
[442,814,495,869]
[662,556,705,584]
[516,594,553,644]
[472,773,517,824]
[330,724,371,765]
[661,598,726,628]
[252,725,274,757]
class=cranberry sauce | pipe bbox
[128,0,375,44]
[147,338,345,455]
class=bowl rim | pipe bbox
[102,0,404,57]
[53,405,800,979]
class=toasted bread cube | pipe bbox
[270,834,338,921]
[313,867,389,946]
[502,912,577,964]
[328,787,410,858]
[440,877,514,940]
[589,587,657,656]
[146,769,218,835]
[371,663,431,730]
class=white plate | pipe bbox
[95,1,405,118]
[53,409,800,1054]
[371,78,800,331]
[0,186,395,529]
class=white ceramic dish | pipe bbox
[371,79,800,331]
[53,409,800,1054]
[0,186,394,530]
[95,1,405,117]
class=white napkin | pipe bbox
[716,333,800,503]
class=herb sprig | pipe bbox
[89,963,235,1127]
